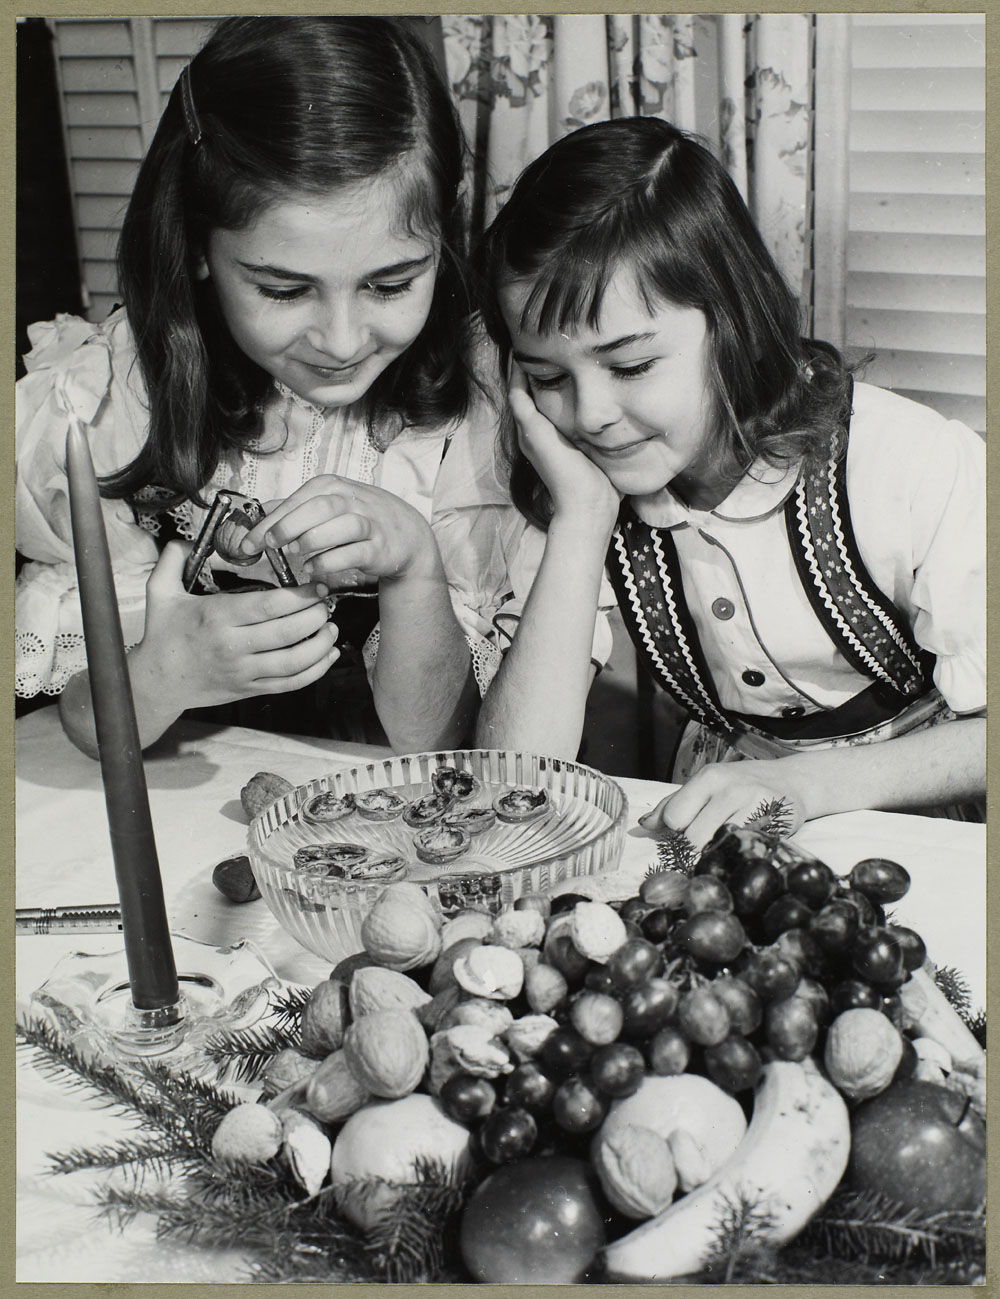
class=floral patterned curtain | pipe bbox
[443,13,813,303]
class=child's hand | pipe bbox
[639,759,809,849]
[509,364,621,528]
[138,541,340,709]
[240,478,441,589]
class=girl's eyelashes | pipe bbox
[254,279,417,304]
[527,359,657,391]
[364,278,416,300]
[257,284,309,303]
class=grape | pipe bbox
[852,927,906,988]
[704,1034,764,1093]
[710,974,763,1035]
[478,1107,538,1163]
[607,937,664,988]
[808,899,861,954]
[683,876,734,915]
[675,910,747,965]
[886,924,927,972]
[785,858,837,908]
[569,991,624,1046]
[829,978,882,1016]
[639,871,689,909]
[677,985,732,1046]
[583,965,620,996]
[640,908,673,943]
[552,1077,608,1134]
[588,1042,646,1097]
[620,977,680,1037]
[789,976,832,1028]
[504,1062,556,1112]
[440,1073,498,1124]
[765,995,819,1061]
[761,894,815,942]
[647,1026,692,1075]
[848,858,911,904]
[549,892,591,914]
[540,1027,594,1080]
[728,859,785,917]
[773,927,829,978]
[741,948,801,1002]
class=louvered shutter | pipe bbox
[844,14,985,434]
[49,16,215,324]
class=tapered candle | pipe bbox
[64,410,179,1012]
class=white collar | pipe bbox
[632,457,801,529]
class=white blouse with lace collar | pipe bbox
[15,310,614,701]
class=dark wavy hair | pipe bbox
[105,16,474,507]
[475,117,853,528]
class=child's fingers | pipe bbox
[146,539,192,592]
[240,478,357,553]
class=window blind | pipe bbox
[844,13,985,434]
[49,16,214,324]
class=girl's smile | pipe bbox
[499,271,731,510]
[202,173,439,409]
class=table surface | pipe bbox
[15,704,987,1284]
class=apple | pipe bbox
[847,1079,986,1213]
[460,1155,606,1283]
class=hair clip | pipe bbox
[178,63,203,147]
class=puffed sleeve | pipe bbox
[847,385,985,716]
[425,389,614,690]
[15,311,160,697]
[907,418,986,714]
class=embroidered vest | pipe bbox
[605,425,934,740]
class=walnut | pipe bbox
[343,1009,429,1099]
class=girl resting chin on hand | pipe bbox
[473,116,985,845]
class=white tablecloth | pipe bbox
[15,705,987,1283]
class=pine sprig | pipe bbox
[799,1188,986,1270]
[743,796,793,837]
[652,826,698,875]
[202,1022,300,1084]
[701,1187,781,1283]
[266,986,311,1034]
[17,1016,238,1151]
[934,965,972,1017]
[47,1136,201,1181]
[360,1156,472,1284]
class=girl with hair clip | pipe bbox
[17,17,578,754]
[474,116,985,843]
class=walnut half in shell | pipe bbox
[493,787,551,824]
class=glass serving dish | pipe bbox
[248,749,629,964]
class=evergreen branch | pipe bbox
[266,987,311,1035]
[47,1136,202,1180]
[202,1022,300,1084]
[933,966,972,1017]
[653,827,698,875]
[18,1016,239,1153]
[701,1187,781,1284]
[800,1188,986,1269]
[744,797,793,837]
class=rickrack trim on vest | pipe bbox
[609,520,739,736]
[787,451,930,699]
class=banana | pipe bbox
[898,965,984,1073]
[601,1058,850,1282]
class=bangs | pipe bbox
[510,204,701,339]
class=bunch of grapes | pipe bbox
[437,824,925,1167]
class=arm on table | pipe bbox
[643,714,986,846]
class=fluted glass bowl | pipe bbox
[248,749,629,964]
